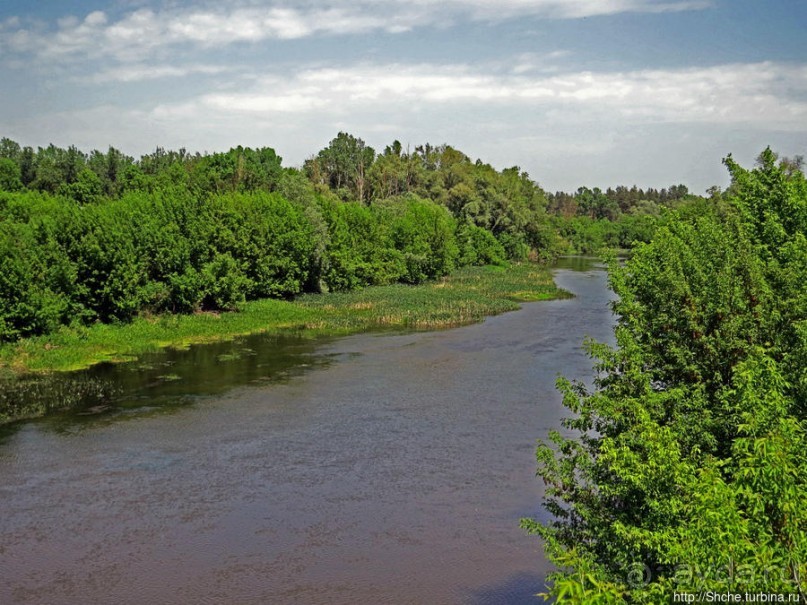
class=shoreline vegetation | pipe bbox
[0,261,567,377]
[4,130,663,426]
[0,261,568,425]
[523,149,807,601]
[0,133,697,351]
[0,130,689,427]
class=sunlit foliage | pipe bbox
[524,150,807,603]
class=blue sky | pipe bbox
[1,0,805,192]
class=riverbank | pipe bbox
[0,261,614,603]
[0,262,569,377]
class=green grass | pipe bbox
[0,263,570,376]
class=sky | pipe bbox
[0,0,805,193]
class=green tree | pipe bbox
[0,158,23,192]
[306,133,376,203]
[369,141,419,199]
[59,168,104,204]
[524,152,807,602]
[190,146,283,194]
[87,146,134,197]
[386,196,459,283]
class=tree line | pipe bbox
[524,149,807,601]
[0,132,697,344]
[0,133,525,343]
[548,184,693,220]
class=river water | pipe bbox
[0,257,615,605]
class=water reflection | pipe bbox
[7,334,349,434]
[552,255,606,271]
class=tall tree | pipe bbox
[305,132,375,203]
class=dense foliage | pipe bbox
[523,150,807,602]
[547,185,699,254]
[0,134,555,343]
[0,132,702,345]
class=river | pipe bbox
[0,257,615,605]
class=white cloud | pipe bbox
[417,0,712,20]
[83,63,228,83]
[103,58,801,191]
[146,61,807,131]
[1,16,21,29]
[202,91,328,112]
[0,0,711,64]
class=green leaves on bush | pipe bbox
[527,151,807,602]
[0,185,501,342]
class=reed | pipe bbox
[0,263,569,376]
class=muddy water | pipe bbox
[0,258,615,604]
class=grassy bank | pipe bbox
[0,263,569,376]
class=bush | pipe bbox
[387,196,459,283]
[318,198,404,290]
[457,222,507,266]
[526,152,807,602]
[0,222,71,341]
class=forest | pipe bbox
[0,132,693,344]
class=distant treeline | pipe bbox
[0,132,698,343]
[548,183,693,219]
